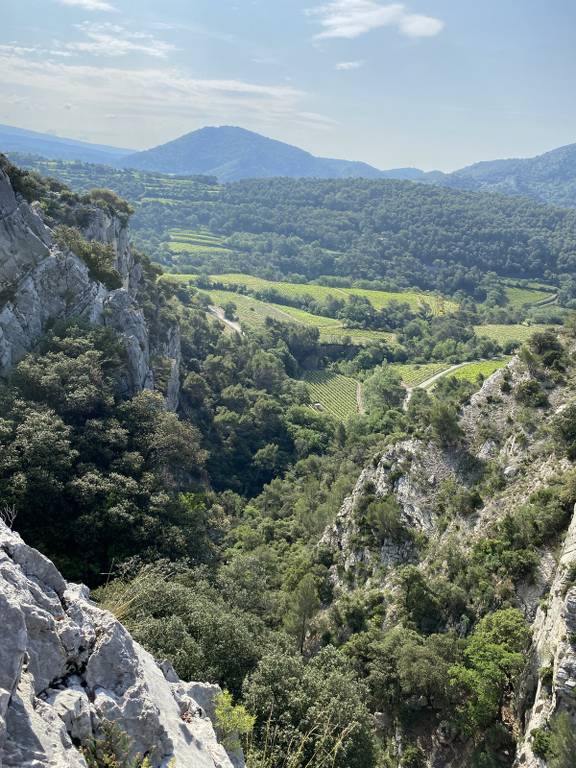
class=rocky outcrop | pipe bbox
[0,520,241,767]
[321,353,576,766]
[514,506,576,767]
[0,165,181,408]
[321,438,458,587]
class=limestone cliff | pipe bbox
[0,520,241,767]
[320,354,576,766]
[0,163,180,407]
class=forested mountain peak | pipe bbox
[441,141,576,207]
[119,124,390,181]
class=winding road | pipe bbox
[402,361,472,411]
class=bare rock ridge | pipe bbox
[0,164,181,408]
[0,520,241,767]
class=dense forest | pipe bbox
[11,156,576,304]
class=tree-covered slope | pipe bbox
[442,141,576,207]
[119,125,388,181]
[0,122,133,164]
[3,156,576,768]
[9,156,576,297]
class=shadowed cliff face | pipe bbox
[0,165,181,408]
[0,520,243,767]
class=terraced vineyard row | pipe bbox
[303,371,359,420]
[474,324,549,345]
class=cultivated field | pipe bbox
[303,371,359,420]
[196,288,395,345]
[167,229,233,256]
[474,324,549,345]
[390,363,451,387]
[449,358,511,383]
[503,286,556,309]
[189,273,458,314]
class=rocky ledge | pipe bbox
[0,521,242,767]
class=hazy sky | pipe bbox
[2,0,575,170]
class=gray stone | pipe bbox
[0,521,243,768]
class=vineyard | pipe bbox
[449,358,511,383]
[194,288,395,345]
[474,324,549,345]
[390,363,451,387]
[167,229,233,256]
[303,371,359,421]
[188,273,458,314]
[502,286,556,309]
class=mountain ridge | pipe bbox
[0,123,134,165]
[2,121,576,205]
[118,125,396,181]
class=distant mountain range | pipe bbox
[2,121,576,206]
[0,123,133,165]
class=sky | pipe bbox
[1,0,575,170]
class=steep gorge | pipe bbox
[1,156,576,767]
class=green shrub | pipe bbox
[54,226,122,290]
[514,380,548,407]
[400,745,426,768]
[82,720,155,768]
[532,727,552,758]
[214,690,255,750]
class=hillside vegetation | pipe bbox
[11,156,576,309]
[3,155,576,768]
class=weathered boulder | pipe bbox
[0,521,242,768]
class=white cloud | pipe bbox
[0,50,332,141]
[306,1,444,40]
[57,0,116,11]
[335,60,364,70]
[64,23,175,58]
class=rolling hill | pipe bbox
[0,123,134,165]
[440,142,576,207]
[118,125,422,181]
[4,119,576,206]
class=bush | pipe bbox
[214,690,255,751]
[401,745,426,768]
[532,727,551,758]
[82,720,156,768]
[514,380,548,408]
[54,225,122,290]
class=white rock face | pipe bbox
[0,166,175,403]
[0,521,242,768]
[514,505,576,768]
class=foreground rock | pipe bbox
[0,521,242,767]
